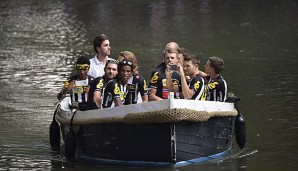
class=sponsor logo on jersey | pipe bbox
[150,72,158,84]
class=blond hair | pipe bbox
[119,51,138,74]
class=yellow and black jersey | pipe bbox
[149,65,181,99]
[63,75,96,110]
[94,76,109,93]
[102,80,121,108]
[202,75,227,102]
[115,78,132,105]
[127,73,148,104]
[180,73,205,100]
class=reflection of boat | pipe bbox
[53,94,240,167]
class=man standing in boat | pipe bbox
[88,34,114,78]
[176,54,205,100]
[93,60,122,109]
[201,56,227,102]
[149,48,181,100]
[57,56,97,111]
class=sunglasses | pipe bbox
[121,60,132,66]
[76,64,90,71]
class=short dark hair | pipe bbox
[104,59,118,71]
[93,34,109,54]
[184,54,200,65]
[178,47,189,61]
[208,56,224,74]
[76,56,90,65]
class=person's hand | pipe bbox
[68,80,76,90]
[177,63,183,75]
[165,65,171,76]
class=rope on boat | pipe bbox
[124,108,237,124]
[56,107,238,125]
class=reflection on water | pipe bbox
[0,0,298,170]
[0,0,90,94]
[0,0,84,170]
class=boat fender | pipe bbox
[235,112,246,149]
[49,105,60,149]
[64,110,77,158]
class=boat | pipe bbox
[49,93,245,167]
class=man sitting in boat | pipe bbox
[114,60,132,105]
[57,56,97,111]
[155,42,180,69]
[201,56,227,102]
[117,51,148,104]
[93,60,122,109]
[149,48,181,100]
[176,54,205,100]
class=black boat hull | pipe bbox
[60,116,234,165]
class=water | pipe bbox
[0,0,298,170]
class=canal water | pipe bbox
[0,0,297,170]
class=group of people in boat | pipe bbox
[57,34,227,111]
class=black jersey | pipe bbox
[149,65,181,99]
[115,78,131,105]
[63,75,96,110]
[94,76,109,93]
[97,80,120,108]
[186,74,205,100]
[127,73,148,104]
[202,75,227,102]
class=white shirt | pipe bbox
[88,55,113,78]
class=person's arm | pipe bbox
[149,71,163,101]
[199,70,208,78]
[149,88,163,101]
[180,73,195,100]
[93,78,104,109]
[165,65,179,93]
[57,80,75,101]
[138,77,148,103]
[124,87,132,105]
[141,94,148,102]
[93,91,102,109]
[176,63,194,99]
[57,89,67,101]
[114,97,123,106]
[112,82,124,106]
